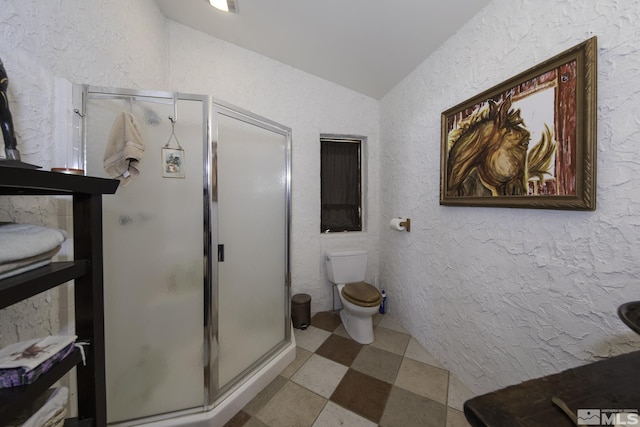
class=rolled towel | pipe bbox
[0,245,62,279]
[0,223,67,264]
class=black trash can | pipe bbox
[291,293,311,330]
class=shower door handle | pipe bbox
[218,244,224,262]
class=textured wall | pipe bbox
[380,0,640,394]
[0,0,169,414]
[0,0,380,344]
[9,0,636,404]
[0,0,169,169]
[0,0,168,346]
[167,22,381,311]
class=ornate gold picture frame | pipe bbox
[440,36,597,210]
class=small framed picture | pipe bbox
[162,147,185,178]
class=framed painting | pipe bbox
[440,36,597,210]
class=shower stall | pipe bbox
[81,86,293,425]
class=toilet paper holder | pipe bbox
[390,217,411,232]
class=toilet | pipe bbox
[325,249,382,344]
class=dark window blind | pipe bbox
[321,138,361,232]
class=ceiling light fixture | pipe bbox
[207,0,239,13]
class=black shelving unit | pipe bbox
[0,167,118,426]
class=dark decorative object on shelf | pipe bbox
[0,56,39,169]
[618,301,640,335]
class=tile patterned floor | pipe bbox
[224,311,473,427]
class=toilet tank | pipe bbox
[325,249,367,284]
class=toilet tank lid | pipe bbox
[326,249,367,258]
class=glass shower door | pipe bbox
[213,105,291,397]
[84,88,207,423]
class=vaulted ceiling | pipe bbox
[155,0,492,99]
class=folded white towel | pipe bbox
[0,259,51,280]
[0,223,67,264]
[0,245,61,279]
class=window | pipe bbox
[320,136,363,233]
